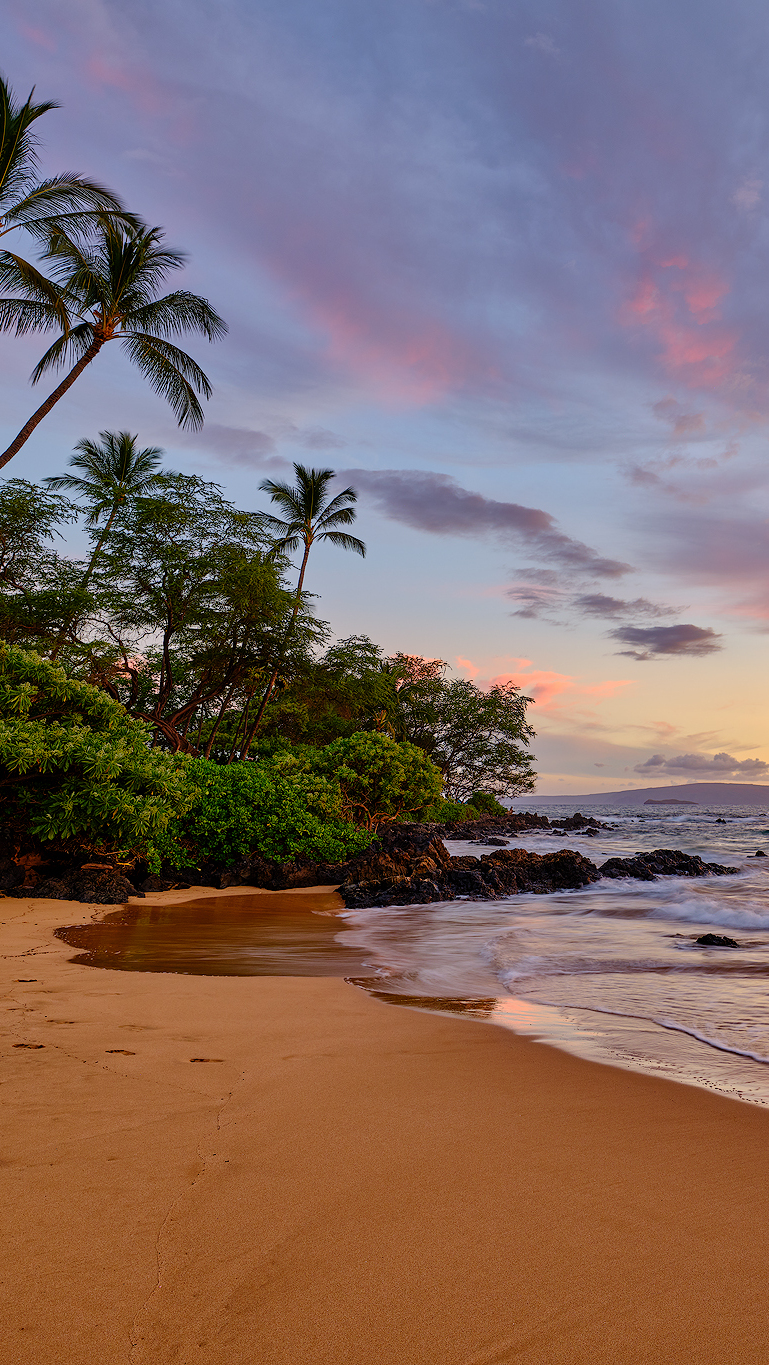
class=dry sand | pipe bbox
[2,885,769,1364]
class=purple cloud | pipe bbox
[611,624,722,660]
[345,469,629,577]
[635,751,769,777]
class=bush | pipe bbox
[419,797,474,823]
[468,791,508,815]
[180,757,372,865]
[0,641,192,868]
[311,732,443,829]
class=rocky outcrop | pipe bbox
[22,869,144,903]
[598,849,738,881]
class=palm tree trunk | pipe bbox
[0,337,104,469]
[246,540,312,744]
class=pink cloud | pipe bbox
[456,657,632,711]
[622,256,738,391]
[19,23,55,51]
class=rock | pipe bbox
[696,933,739,947]
[484,837,509,846]
[599,849,738,881]
[754,850,767,858]
[24,870,144,903]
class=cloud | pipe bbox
[732,178,762,212]
[345,469,629,577]
[635,751,769,778]
[524,33,561,58]
[186,425,277,467]
[652,397,706,440]
[611,623,723,660]
[573,593,675,620]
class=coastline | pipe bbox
[2,888,769,1362]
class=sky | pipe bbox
[2,0,769,794]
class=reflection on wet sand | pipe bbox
[346,979,498,1018]
[55,889,376,976]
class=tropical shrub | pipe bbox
[180,756,371,865]
[0,641,192,867]
[468,791,508,815]
[311,731,443,829]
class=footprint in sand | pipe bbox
[190,1057,224,1063]
[13,1043,44,1049]
[106,1049,136,1055]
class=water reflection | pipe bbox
[56,891,373,976]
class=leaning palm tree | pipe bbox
[0,73,132,333]
[44,430,165,657]
[0,219,227,468]
[244,464,366,744]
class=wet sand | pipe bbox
[2,885,769,1363]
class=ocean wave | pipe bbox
[648,900,769,930]
[522,997,769,1068]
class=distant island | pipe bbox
[514,781,769,807]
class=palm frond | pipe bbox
[30,322,95,382]
[121,333,211,429]
[315,505,359,531]
[258,479,306,522]
[0,296,68,336]
[124,290,227,341]
[0,77,58,205]
[317,530,366,556]
[3,175,134,237]
[0,249,71,327]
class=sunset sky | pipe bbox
[3,0,768,794]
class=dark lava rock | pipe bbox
[550,812,610,831]
[0,860,25,892]
[755,850,767,858]
[24,870,144,903]
[338,841,601,908]
[599,849,738,881]
[696,933,740,948]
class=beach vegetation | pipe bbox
[0,641,192,868]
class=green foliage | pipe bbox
[420,797,476,824]
[180,756,371,865]
[468,791,508,815]
[0,478,87,648]
[311,731,443,829]
[0,641,192,868]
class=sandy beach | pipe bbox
[2,887,769,1364]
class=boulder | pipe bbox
[26,870,144,903]
[696,933,739,947]
[599,849,738,881]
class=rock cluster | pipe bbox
[598,850,738,881]
[0,815,738,906]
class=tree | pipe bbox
[44,430,164,657]
[0,72,131,314]
[0,477,84,648]
[0,220,226,468]
[388,656,536,802]
[89,473,309,754]
[248,464,366,737]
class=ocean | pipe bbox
[341,805,769,1106]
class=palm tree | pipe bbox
[0,219,227,469]
[244,464,366,746]
[44,430,165,657]
[0,73,132,335]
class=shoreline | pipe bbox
[3,887,769,1362]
